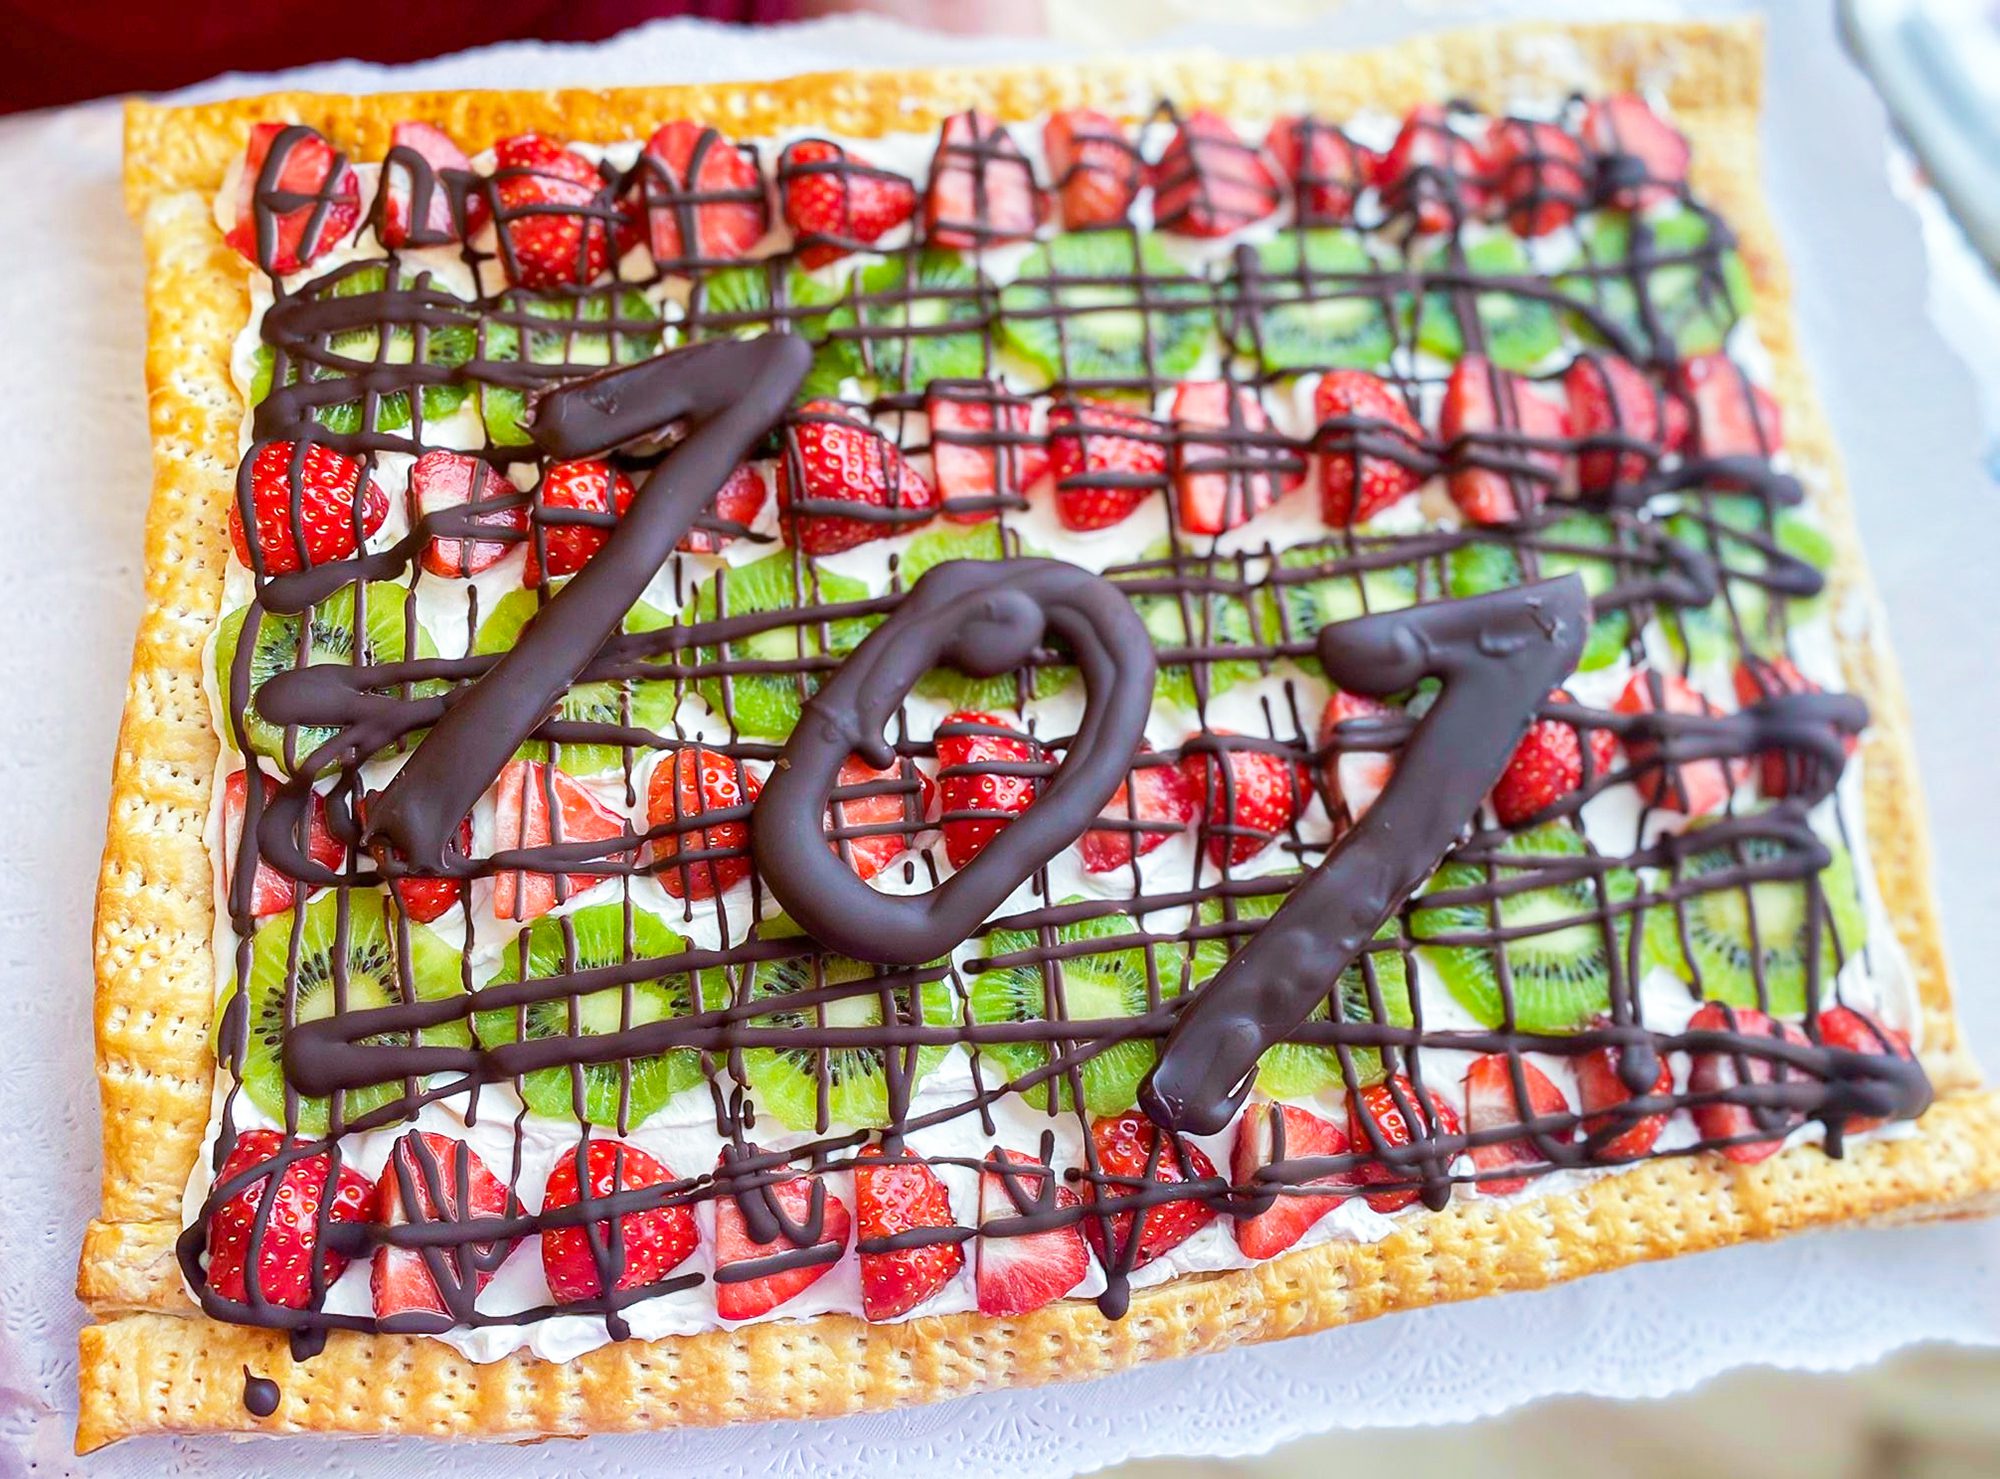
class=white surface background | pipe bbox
[5,3,2000,1474]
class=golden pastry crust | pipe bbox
[82,17,1999,1451]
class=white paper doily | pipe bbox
[7,4,2000,1475]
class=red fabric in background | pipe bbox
[0,0,794,114]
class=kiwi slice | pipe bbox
[475,904,707,1127]
[1228,230,1395,374]
[1412,822,1640,1033]
[1113,546,1265,711]
[1535,513,1635,672]
[218,891,468,1136]
[969,909,1210,1115]
[1662,496,1834,666]
[686,260,851,400]
[999,232,1213,391]
[817,250,990,395]
[683,551,874,741]
[1410,233,1563,372]
[1264,543,1421,674]
[214,582,437,774]
[738,940,957,1131]
[476,286,661,446]
[1559,206,1753,357]
[895,523,1073,711]
[1645,817,1866,1018]
[473,591,677,776]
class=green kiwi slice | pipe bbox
[1410,233,1564,371]
[473,591,677,776]
[1263,543,1421,674]
[1535,513,1635,671]
[999,232,1213,391]
[474,904,707,1128]
[1412,822,1640,1033]
[818,250,990,394]
[218,891,468,1136]
[969,908,1211,1115]
[1559,206,1753,357]
[1228,230,1395,374]
[686,260,851,400]
[896,523,1073,711]
[1644,817,1867,1017]
[1111,544,1266,711]
[214,582,437,774]
[476,286,661,446]
[1662,496,1835,666]
[682,551,873,741]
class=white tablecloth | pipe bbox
[7,4,2000,1474]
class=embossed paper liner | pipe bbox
[82,20,2000,1451]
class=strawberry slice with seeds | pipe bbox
[778,399,937,556]
[975,1147,1089,1317]
[1079,745,1199,873]
[1817,1005,1915,1134]
[1171,381,1304,535]
[648,746,762,901]
[491,759,631,922]
[1614,669,1745,816]
[828,755,935,882]
[1582,95,1691,210]
[230,439,388,577]
[205,1129,374,1308]
[1685,1002,1811,1165]
[856,1145,965,1321]
[1181,733,1311,868]
[1231,1102,1358,1258]
[224,122,360,274]
[1265,116,1374,225]
[1046,398,1168,532]
[222,769,344,918]
[1463,1055,1573,1195]
[926,381,1048,524]
[1151,109,1278,237]
[1347,1076,1463,1213]
[1564,352,1682,493]
[524,459,636,588]
[372,1130,518,1327]
[1576,1037,1674,1160]
[778,138,918,269]
[541,1139,698,1305]
[1081,1112,1219,1271]
[1375,104,1488,234]
[491,133,615,289]
[413,449,525,578]
[1440,356,1570,525]
[924,110,1046,248]
[713,1149,852,1321]
[631,121,768,267]
[379,121,486,247]
[1733,656,1858,797]
[1313,369,1427,526]
[1491,689,1618,828]
[1675,353,1783,462]
[1483,117,1589,237]
[1044,108,1141,228]
[389,815,471,925]
[1318,690,1397,837]
[935,711,1044,869]
[676,463,767,554]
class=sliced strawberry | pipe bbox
[204,1129,375,1308]
[1182,733,1311,868]
[677,463,767,554]
[855,1145,964,1321]
[1817,1005,1916,1134]
[926,381,1048,524]
[540,1139,698,1305]
[1483,117,1588,237]
[1733,656,1858,797]
[777,138,918,268]
[491,133,615,289]
[1684,1002,1810,1165]
[1318,691,1397,837]
[1231,1102,1358,1258]
[1582,94,1691,210]
[647,746,762,901]
[1313,369,1427,526]
[1264,115,1374,225]
[379,121,486,248]
[389,813,471,925]
[371,1130,517,1326]
[1347,1076,1464,1213]
[1080,1112,1219,1270]
[224,122,360,274]
[1614,669,1744,816]
[1676,353,1783,463]
[1150,109,1278,237]
[1563,352,1677,493]
[976,1148,1089,1317]
[924,110,1045,248]
[629,121,768,268]
[1079,746,1199,873]
[1491,689,1618,828]
[1462,1055,1572,1195]
[413,449,525,578]
[1044,108,1141,228]
[1439,356,1569,524]
[230,439,388,577]
[712,1150,852,1321]
[935,711,1043,870]
[490,759,631,922]
[524,459,637,587]
[1171,381,1304,535]
[828,755,934,883]
[1576,1039,1674,1160]
[778,399,937,556]
[1045,398,1168,532]
[222,769,344,918]
[1375,104,1487,234]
